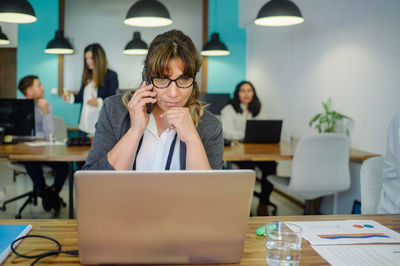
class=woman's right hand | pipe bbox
[127,81,157,134]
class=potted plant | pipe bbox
[309,98,353,136]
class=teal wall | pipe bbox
[17,0,80,126]
[207,0,246,95]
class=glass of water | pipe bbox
[265,221,302,266]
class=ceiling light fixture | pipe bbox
[254,0,304,27]
[0,0,37,24]
[123,31,148,55]
[124,0,172,27]
[201,33,230,56]
[44,30,74,54]
[0,26,10,45]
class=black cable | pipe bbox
[10,235,78,266]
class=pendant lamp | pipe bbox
[0,26,10,45]
[125,0,172,27]
[0,0,36,24]
[201,33,230,56]
[123,31,148,55]
[254,0,304,27]
[44,30,74,54]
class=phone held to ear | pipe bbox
[142,66,154,114]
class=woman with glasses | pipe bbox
[83,30,223,170]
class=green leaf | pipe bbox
[309,113,322,126]
[320,116,329,123]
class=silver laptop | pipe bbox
[75,170,255,264]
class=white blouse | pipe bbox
[134,113,181,170]
[220,104,253,141]
[76,82,103,135]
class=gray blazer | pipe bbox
[82,94,224,170]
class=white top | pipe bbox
[377,112,400,214]
[220,104,253,141]
[134,113,181,170]
[74,82,104,135]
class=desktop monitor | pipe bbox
[0,99,35,136]
[199,93,230,115]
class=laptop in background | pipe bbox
[75,170,255,264]
[243,120,283,143]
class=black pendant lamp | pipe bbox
[124,0,172,27]
[123,31,148,55]
[0,26,10,45]
[201,33,230,56]
[254,0,304,27]
[0,0,37,24]
[44,30,74,54]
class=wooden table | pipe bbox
[1,214,399,265]
[0,142,90,219]
[223,141,379,163]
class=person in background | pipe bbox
[18,75,68,215]
[63,43,118,137]
[83,29,223,171]
[221,81,277,216]
[377,112,400,213]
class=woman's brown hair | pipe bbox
[123,30,204,127]
[82,43,108,88]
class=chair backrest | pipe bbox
[360,156,384,214]
[53,116,67,142]
[288,133,351,199]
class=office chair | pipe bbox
[0,116,67,218]
[360,156,384,214]
[267,133,351,215]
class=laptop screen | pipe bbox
[244,120,283,143]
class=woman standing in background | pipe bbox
[63,43,119,137]
[221,81,277,216]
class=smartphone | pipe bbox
[142,66,154,114]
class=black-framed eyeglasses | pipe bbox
[151,74,196,89]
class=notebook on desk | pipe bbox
[75,170,255,264]
[243,120,283,143]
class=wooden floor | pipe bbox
[0,161,303,219]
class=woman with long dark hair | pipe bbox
[221,81,277,216]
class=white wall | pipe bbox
[240,0,400,154]
[64,0,202,92]
[0,22,18,48]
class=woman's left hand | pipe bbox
[161,107,199,144]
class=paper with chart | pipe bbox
[287,220,400,245]
[312,244,400,266]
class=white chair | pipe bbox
[267,133,351,214]
[1,116,67,218]
[52,116,68,142]
[360,156,384,214]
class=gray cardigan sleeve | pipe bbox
[197,110,224,169]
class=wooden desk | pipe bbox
[1,214,399,265]
[223,141,379,163]
[0,142,90,219]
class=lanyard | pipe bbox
[132,133,178,170]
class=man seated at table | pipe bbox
[17,75,68,215]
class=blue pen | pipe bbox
[392,251,400,253]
